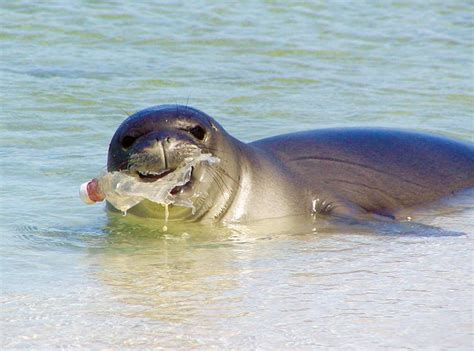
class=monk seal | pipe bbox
[107,104,474,223]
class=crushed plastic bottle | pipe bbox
[79,152,219,213]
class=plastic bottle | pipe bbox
[79,152,220,213]
[79,178,105,204]
[79,172,144,212]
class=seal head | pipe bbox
[107,105,242,220]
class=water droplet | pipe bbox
[162,204,169,232]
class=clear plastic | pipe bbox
[80,152,219,213]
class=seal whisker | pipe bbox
[114,159,130,171]
[185,94,191,111]
[207,167,227,198]
[203,146,239,156]
[118,107,133,118]
[210,166,229,192]
[215,166,242,189]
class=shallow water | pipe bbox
[1,1,473,350]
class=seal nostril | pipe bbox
[121,135,138,149]
[165,136,171,143]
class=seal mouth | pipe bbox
[170,166,194,195]
[135,166,195,195]
[137,168,175,182]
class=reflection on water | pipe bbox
[1,0,473,349]
[2,201,473,349]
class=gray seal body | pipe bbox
[107,105,474,222]
[250,128,474,220]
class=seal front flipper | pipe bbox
[311,192,397,222]
[316,197,466,236]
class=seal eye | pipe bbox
[121,135,138,149]
[188,125,206,140]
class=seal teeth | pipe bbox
[137,168,175,182]
[139,170,166,176]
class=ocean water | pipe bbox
[1,1,473,350]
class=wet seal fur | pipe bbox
[107,104,474,223]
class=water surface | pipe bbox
[1,1,473,349]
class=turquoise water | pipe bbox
[1,1,473,349]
